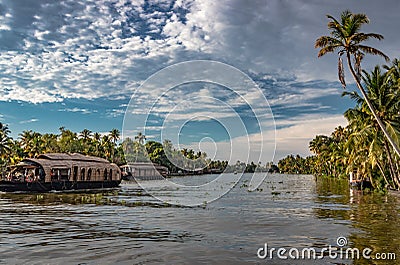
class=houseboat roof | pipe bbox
[37,153,110,163]
[14,153,114,168]
[121,162,168,170]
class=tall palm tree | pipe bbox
[315,10,400,157]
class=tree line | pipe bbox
[0,126,125,168]
[0,125,276,175]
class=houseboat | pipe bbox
[121,162,168,181]
[0,153,121,192]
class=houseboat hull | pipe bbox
[0,180,121,193]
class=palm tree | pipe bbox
[0,123,11,159]
[92,132,102,156]
[0,123,11,178]
[315,10,400,157]
[80,129,92,142]
[101,135,114,161]
[79,129,92,155]
[344,66,400,188]
[109,129,120,145]
[134,132,146,145]
[42,133,59,153]
[108,129,120,162]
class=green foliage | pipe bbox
[278,154,315,175]
[314,10,400,191]
[0,129,234,175]
[306,61,400,190]
[0,126,125,166]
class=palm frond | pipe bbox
[327,21,347,39]
[340,10,352,25]
[351,13,369,33]
[314,36,342,48]
[350,33,384,45]
[327,14,341,25]
[357,45,390,62]
[317,44,341,57]
[352,13,369,24]
[342,91,364,105]
[386,123,400,147]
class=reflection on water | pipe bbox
[0,174,398,264]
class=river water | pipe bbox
[0,174,398,264]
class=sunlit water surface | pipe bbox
[0,174,399,264]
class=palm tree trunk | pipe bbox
[376,161,393,188]
[383,138,400,189]
[346,53,400,157]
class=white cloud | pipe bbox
[19,118,39,124]
[58,108,97,114]
[106,108,125,118]
[181,113,347,163]
[274,114,347,160]
[1,0,394,105]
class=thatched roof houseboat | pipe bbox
[0,153,121,192]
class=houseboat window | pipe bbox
[87,168,92,181]
[25,169,35,182]
[81,168,85,181]
[104,169,108,180]
[64,169,71,181]
[51,169,56,181]
[96,169,100,179]
[7,165,35,182]
[109,169,112,181]
[38,168,45,181]
[51,168,70,181]
[73,166,78,181]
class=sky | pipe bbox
[0,0,399,163]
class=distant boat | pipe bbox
[349,172,373,190]
[0,153,121,192]
[120,162,168,181]
[350,179,373,190]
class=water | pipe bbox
[0,174,399,264]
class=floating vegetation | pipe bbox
[240,183,248,188]
[0,190,198,209]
